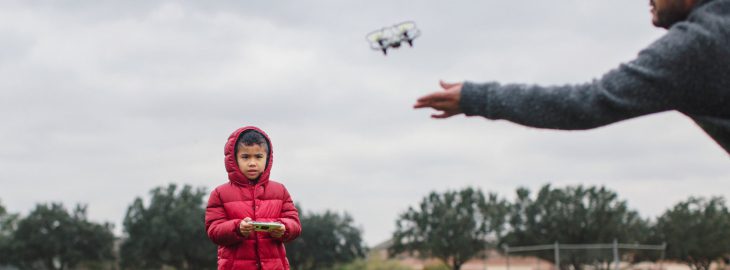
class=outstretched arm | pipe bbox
[415,21,713,130]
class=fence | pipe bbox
[503,240,666,270]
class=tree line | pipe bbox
[389,185,730,270]
[1,183,729,270]
[0,184,366,270]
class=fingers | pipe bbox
[415,99,457,112]
[270,226,285,238]
[414,97,462,118]
[239,220,253,237]
[240,218,253,230]
[414,92,451,109]
[415,91,449,103]
[415,81,462,109]
[439,80,460,90]
[240,218,251,228]
[415,81,463,118]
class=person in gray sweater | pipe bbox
[414,0,730,154]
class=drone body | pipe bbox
[366,21,421,55]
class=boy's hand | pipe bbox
[239,217,253,237]
[270,223,286,239]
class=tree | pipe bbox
[656,196,730,270]
[479,193,510,244]
[3,202,114,270]
[120,183,216,269]
[504,184,650,270]
[389,187,504,270]
[0,200,20,266]
[287,205,367,270]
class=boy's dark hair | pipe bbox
[236,130,269,154]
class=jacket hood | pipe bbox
[224,126,273,187]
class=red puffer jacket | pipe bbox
[206,126,301,270]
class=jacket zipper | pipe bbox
[250,185,261,270]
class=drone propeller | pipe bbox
[395,21,416,32]
[395,21,420,45]
[366,31,384,43]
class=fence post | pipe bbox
[554,242,560,270]
[613,239,619,270]
[660,242,666,270]
[505,245,510,270]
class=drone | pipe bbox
[366,21,421,55]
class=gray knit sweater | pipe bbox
[460,0,730,154]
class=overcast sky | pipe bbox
[1,0,729,247]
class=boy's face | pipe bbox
[236,144,267,180]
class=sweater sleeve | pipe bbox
[205,188,244,246]
[460,19,714,130]
[277,186,302,243]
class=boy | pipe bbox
[206,126,301,270]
